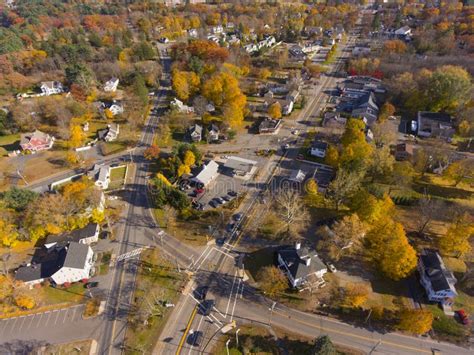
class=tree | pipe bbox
[0,274,14,300]
[274,189,309,239]
[413,148,431,177]
[144,145,160,161]
[155,173,171,187]
[324,145,339,167]
[132,41,155,61]
[371,120,397,147]
[341,283,369,308]
[383,40,407,55]
[327,170,363,210]
[183,150,196,167]
[171,70,200,102]
[427,66,472,112]
[331,214,366,259]
[15,294,35,309]
[313,335,337,355]
[257,266,288,297]
[379,102,396,121]
[258,68,272,80]
[132,74,148,105]
[177,164,191,177]
[341,119,366,147]
[2,187,38,211]
[65,63,94,88]
[69,124,86,148]
[351,191,395,225]
[439,213,473,258]
[304,179,320,206]
[397,309,433,335]
[368,146,395,181]
[268,102,282,119]
[0,218,18,248]
[365,216,417,280]
[443,160,474,187]
[387,161,414,192]
[415,196,444,237]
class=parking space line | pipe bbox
[54,309,62,325]
[25,313,37,330]
[62,308,69,323]
[8,317,19,333]
[17,316,28,331]
[43,312,53,326]
[0,319,8,335]
[70,306,78,321]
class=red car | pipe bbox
[457,309,470,325]
[194,188,204,194]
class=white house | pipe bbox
[207,124,220,142]
[51,242,94,285]
[44,223,100,249]
[282,100,294,115]
[395,25,412,36]
[310,140,328,158]
[104,77,119,92]
[277,243,327,288]
[20,130,55,152]
[418,249,457,306]
[188,29,198,38]
[40,81,64,96]
[211,25,224,34]
[191,160,219,187]
[98,124,120,142]
[95,165,111,189]
[171,98,194,114]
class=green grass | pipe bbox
[0,134,20,156]
[427,305,466,341]
[245,247,275,282]
[108,165,127,190]
[41,283,87,304]
[102,141,127,155]
[124,249,187,354]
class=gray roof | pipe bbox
[224,156,257,173]
[420,250,456,293]
[16,249,67,282]
[45,223,99,248]
[278,246,327,281]
[189,124,202,135]
[63,242,91,269]
[312,140,328,150]
[418,112,452,124]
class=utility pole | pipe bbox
[369,339,381,354]
[235,328,240,347]
[268,301,276,326]
[225,339,231,355]
[176,258,181,273]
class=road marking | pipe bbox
[8,317,19,333]
[230,278,241,322]
[190,245,210,269]
[272,310,432,354]
[175,305,198,355]
[212,247,233,258]
[212,306,225,319]
[194,247,214,272]
[209,314,222,326]
[188,315,205,355]
[25,313,37,330]
[16,316,27,332]
[70,306,78,321]
[43,311,53,326]
[54,309,62,325]
[225,270,238,317]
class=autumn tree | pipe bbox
[439,213,473,258]
[371,119,398,147]
[144,145,160,161]
[0,275,14,300]
[258,68,272,80]
[327,170,363,210]
[340,119,373,172]
[69,124,86,148]
[274,189,309,239]
[324,145,339,167]
[378,102,396,121]
[268,102,282,119]
[172,69,200,102]
[15,294,35,309]
[331,214,366,259]
[183,150,196,167]
[0,218,18,248]
[351,191,395,225]
[340,283,369,308]
[397,309,433,335]
[304,179,320,207]
[443,160,474,187]
[365,216,417,280]
[313,335,337,355]
[427,66,472,112]
[177,164,191,177]
[367,146,395,181]
[384,40,407,55]
[257,266,288,297]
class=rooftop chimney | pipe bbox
[295,242,301,250]
[305,257,311,266]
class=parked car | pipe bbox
[215,197,226,205]
[194,188,204,194]
[85,282,99,289]
[209,200,218,208]
[457,309,470,325]
[327,263,337,273]
[216,237,227,247]
[233,213,243,222]
[194,286,208,301]
[226,223,235,232]
[228,190,238,197]
[222,195,232,202]
[199,300,215,316]
[283,144,290,150]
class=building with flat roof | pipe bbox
[191,160,219,187]
[223,156,258,178]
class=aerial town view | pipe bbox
[0,0,473,354]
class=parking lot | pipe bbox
[0,304,84,339]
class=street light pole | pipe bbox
[235,328,240,347]
[269,301,276,326]
[226,339,231,355]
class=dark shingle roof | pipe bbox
[420,251,452,292]
[63,242,90,269]
[15,249,67,282]
[278,246,326,281]
[45,223,98,248]
[418,112,452,124]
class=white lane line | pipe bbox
[212,306,225,319]
[70,306,78,321]
[212,247,233,258]
[225,270,238,317]
[8,317,19,333]
[16,316,27,332]
[230,279,242,322]
[62,308,70,323]
[209,314,222,325]
[194,247,214,271]
[190,245,210,269]
[25,313,37,330]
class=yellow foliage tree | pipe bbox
[324,145,339,167]
[351,191,395,224]
[104,108,114,120]
[341,283,369,308]
[172,69,200,102]
[397,309,433,335]
[257,266,288,297]
[439,213,473,258]
[365,216,417,280]
[177,164,191,177]
[0,274,14,300]
[156,173,171,187]
[15,294,36,309]
[183,150,196,167]
[268,102,282,119]
[258,68,272,80]
[69,124,86,148]
[66,151,80,166]
[0,219,19,248]
[91,208,105,224]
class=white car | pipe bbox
[291,130,299,135]
[327,263,337,273]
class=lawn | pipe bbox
[0,134,20,156]
[108,165,127,190]
[124,248,187,354]
[41,283,87,304]
[427,304,467,343]
[38,339,93,355]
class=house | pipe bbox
[286,90,300,103]
[188,29,198,38]
[351,92,379,127]
[20,130,55,152]
[418,249,457,306]
[223,156,258,178]
[44,223,100,249]
[259,118,282,134]
[211,25,224,34]
[277,243,327,288]
[289,45,306,60]
[244,43,258,53]
[188,124,202,142]
[394,25,412,37]
[104,78,119,92]
[191,160,219,187]
[352,46,371,57]
[289,169,306,183]
[310,140,328,158]
[16,242,94,286]
[98,123,119,142]
[95,165,111,189]
[394,143,414,161]
[417,112,455,139]
[40,81,64,96]
[282,100,294,115]
[50,242,94,285]
[96,100,124,116]
[322,112,347,130]
[207,124,220,142]
[171,98,194,114]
